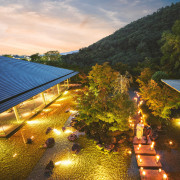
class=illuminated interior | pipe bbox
[0,81,69,137]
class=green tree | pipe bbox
[151,71,169,84]
[77,63,136,131]
[43,50,61,61]
[3,54,13,58]
[161,20,180,77]
[137,68,180,119]
[30,53,42,62]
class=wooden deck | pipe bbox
[139,169,167,180]
[134,145,156,155]
[136,155,162,168]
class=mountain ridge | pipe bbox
[62,2,180,69]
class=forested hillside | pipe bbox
[62,3,180,76]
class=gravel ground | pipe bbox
[0,89,140,180]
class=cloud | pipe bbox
[0,0,177,55]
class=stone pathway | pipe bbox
[133,136,167,179]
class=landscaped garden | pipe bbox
[0,87,141,180]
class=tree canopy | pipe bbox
[77,63,136,131]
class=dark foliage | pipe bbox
[62,3,180,76]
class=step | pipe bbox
[139,169,167,180]
[136,155,162,168]
[133,136,151,145]
[134,145,156,155]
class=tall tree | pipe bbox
[77,63,136,131]
[137,68,180,119]
[161,20,180,77]
[43,50,61,61]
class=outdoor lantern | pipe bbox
[156,155,160,163]
[159,168,162,172]
[128,150,132,155]
[142,171,146,177]
[169,141,173,145]
[163,173,167,179]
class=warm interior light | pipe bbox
[22,112,31,117]
[138,155,140,159]
[139,159,142,163]
[159,168,162,172]
[64,91,68,95]
[169,141,173,145]
[55,160,72,166]
[138,144,141,148]
[53,129,61,135]
[142,171,146,176]
[140,167,143,171]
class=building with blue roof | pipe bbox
[0,56,78,137]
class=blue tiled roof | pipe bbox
[0,56,78,113]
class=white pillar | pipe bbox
[13,106,20,123]
[41,92,47,105]
[57,84,61,95]
[67,78,69,89]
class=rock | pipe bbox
[72,143,81,154]
[65,108,70,113]
[44,160,54,177]
[68,134,77,141]
[62,127,66,132]
[45,138,55,148]
[118,139,125,144]
[26,138,33,144]
[112,137,117,144]
[46,127,53,134]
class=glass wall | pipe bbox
[44,85,59,104]
[0,108,17,136]
[17,93,45,120]
[0,80,69,137]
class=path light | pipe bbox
[64,129,73,134]
[169,141,173,145]
[151,142,155,150]
[13,153,17,158]
[64,91,68,95]
[150,144,154,150]
[163,174,167,179]
[156,155,160,163]
[27,120,40,124]
[55,160,72,166]
[53,129,61,135]
[159,168,162,172]
[128,150,132,155]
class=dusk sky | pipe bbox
[0,0,179,55]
